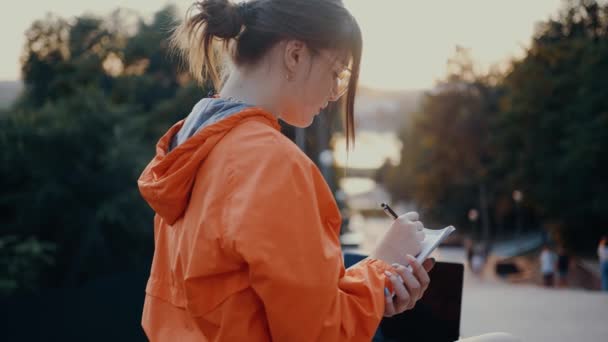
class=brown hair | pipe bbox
[170,0,361,147]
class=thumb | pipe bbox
[422,257,436,272]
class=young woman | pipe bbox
[138,1,519,341]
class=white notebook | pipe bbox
[416,225,456,263]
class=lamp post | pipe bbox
[512,190,524,236]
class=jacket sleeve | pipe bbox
[225,149,393,341]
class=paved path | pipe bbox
[440,247,608,342]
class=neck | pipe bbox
[219,67,284,118]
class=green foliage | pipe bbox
[1,87,154,289]
[495,0,608,250]
[386,47,501,232]
[0,236,56,295]
[1,5,209,295]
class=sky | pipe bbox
[0,0,564,90]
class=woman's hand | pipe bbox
[370,211,426,266]
[383,256,435,317]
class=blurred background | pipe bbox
[1,0,607,341]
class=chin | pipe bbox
[281,111,316,128]
[290,119,314,128]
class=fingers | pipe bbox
[383,287,396,317]
[398,213,424,236]
[415,230,425,242]
[401,211,419,222]
[398,212,424,238]
[385,271,411,313]
[406,255,431,292]
[422,257,436,273]
[392,264,422,305]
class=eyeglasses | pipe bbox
[332,64,351,100]
[314,50,352,101]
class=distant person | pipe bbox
[556,246,570,287]
[471,245,486,275]
[599,236,608,291]
[540,245,556,287]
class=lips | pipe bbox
[319,102,329,112]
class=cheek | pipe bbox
[287,70,331,116]
[295,80,323,110]
[307,73,332,102]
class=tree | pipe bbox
[1,6,203,295]
[385,47,501,235]
[494,0,608,251]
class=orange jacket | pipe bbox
[138,104,393,341]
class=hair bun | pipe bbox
[198,0,245,39]
[236,2,254,22]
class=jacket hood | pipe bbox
[137,98,280,225]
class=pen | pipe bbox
[381,202,399,220]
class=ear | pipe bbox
[283,40,307,75]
